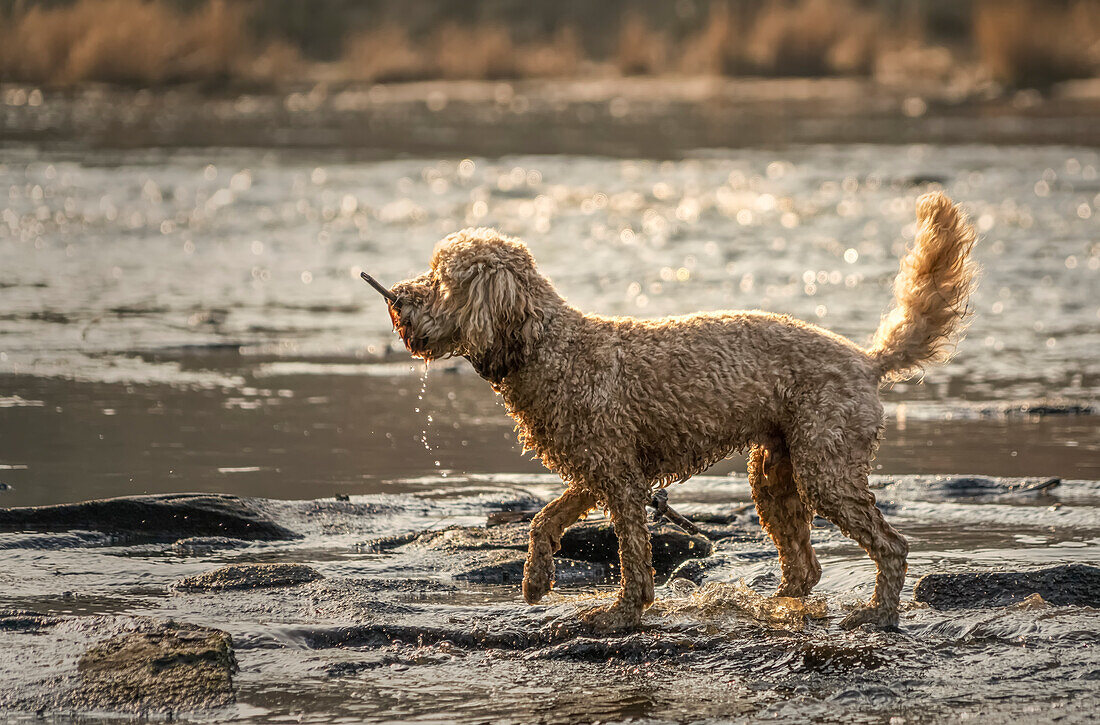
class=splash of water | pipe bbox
[414,361,447,477]
[655,580,828,630]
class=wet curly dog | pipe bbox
[377,191,977,631]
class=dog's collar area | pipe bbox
[465,353,510,386]
[465,348,525,387]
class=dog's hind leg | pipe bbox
[579,487,654,632]
[792,444,909,630]
[523,487,597,604]
[749,442,821,597]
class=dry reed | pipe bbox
[745,0,881,76]
[975,0,1100,88]
[678,4,744,76]
[517,27,584,78]
[615,15,669,76]
[1,0,1095,89]
[0,0,255,85]
[432,24,518,80]
[343,25,432,83]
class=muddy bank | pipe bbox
[78,620,237,712]
[5,78,1100,156]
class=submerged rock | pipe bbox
[173,563,323,592]
[0,530,118,550]
[77,620,236,711]
[170,536,250,555]
[456,554,610,585]
[399,519,713,583]
[0,609,62,631]
[0,494,296,541]
[914,564,1100,609]
[560,520,713,576]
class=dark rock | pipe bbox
[914,564,1100,609]
[0,609,62,631]
[982,401,1096,418]
[343,577,457,594]
[170,536,250,555]
[877,476,1063,501]
[291,619,554,651]
[487,509,538,526]
[0,494,296,541]
[927,476,1056,496]
[407,525,529,553]
[172,563,323,592]
[527,633,718,662]
[0,530,117,550]
[456,555,610,585]
[77,620,236,711]
[559,520,713,576]
[668,557,735,586]
[400,519,712,581]
[356,531,420,553]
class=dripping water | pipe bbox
[414,361,447,477]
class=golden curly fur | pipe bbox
[385,191,978,631]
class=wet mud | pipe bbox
[78,620,237,712]
[1,475,1099,722]
[914,564,1100,609]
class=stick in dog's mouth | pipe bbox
[360,271,399,304]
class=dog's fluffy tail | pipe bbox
[868,192,978,380]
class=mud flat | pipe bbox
[1,475,1099,722]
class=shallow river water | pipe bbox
[0,142,1098,723]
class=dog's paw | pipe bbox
[522,573,552,604]
[578,601,643,633]
[839,605,899,631]
[522,560,554,604]
[774,583,814,598]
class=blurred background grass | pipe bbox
[0,0,1098,90]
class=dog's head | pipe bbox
[388,228,551,381]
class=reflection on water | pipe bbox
[0,371,1096,508]
[1,144,1097,397]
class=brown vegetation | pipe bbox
[675,0,886,77]
[974,0,1100,88]
[746,0,881,76]
[0,0,261,85]
[343,23,583,82]
[615,15,670,76]
[0,0,1097,89]
[343,25,431,83]
[678,4,746,76]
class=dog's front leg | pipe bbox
[579,489,654,632]
[522,487,597,604]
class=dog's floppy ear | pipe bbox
[439,244,542,382]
